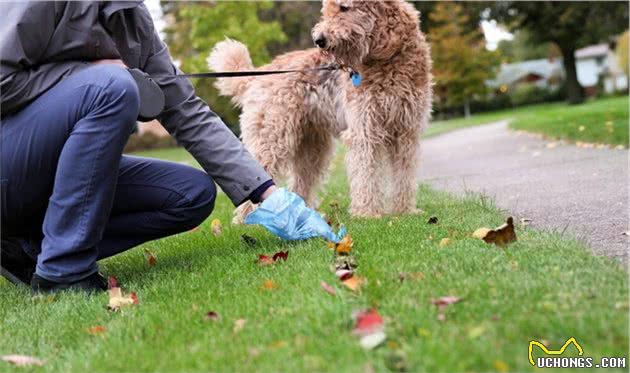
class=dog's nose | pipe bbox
[314,35,327,49]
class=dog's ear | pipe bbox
[369,1,420,60]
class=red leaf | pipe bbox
[107,276,119,290]
[130,292,139,305]
[272,250,289,262]
[205,311,220,321]
[320,281,336,296]
[353,309,384,337]
[258,255,274,266]
[86,326,106,335]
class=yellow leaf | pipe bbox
[233,319,246,334]
[493,360,509,373]
[472,228,491,239]
[211,219,222,237]
[107,287,137,311]
[439,238,450,248]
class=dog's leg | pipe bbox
[389,133,421,215]
[344,134,386,218]
[289,128,335,207]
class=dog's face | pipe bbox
[312,0,419,66]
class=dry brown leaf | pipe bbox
[86,326,106,335]
[1,355,45,367]
[431,296,463,307]
[205,311,220,321]
[439,238,450,248]
[211,219,222,236]
[261,279,277,291]
[143,248,157,266]
[342,275,365,292]
[233,319,246,334]
[320,281,336,296]
[335,234,353,254]
[473,217,517,247]
[107,287,137,311]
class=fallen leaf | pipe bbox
[1,355,45,367]
[352,309,385,350]
[205,311,220,321]
[272,250,288,262]
[107,276,119,289]
[436,313,446,322]
[398,272,424,282]
[335,234,353,255]
[473,217,517,247]
[211,219,222,236]
[335,268,353,281]
[267,340,287,350]
[107,287,137,311]
[467,325,486,339]
[439,238,450,248]
[241,234,257,246]
[233,319,246,334]
[143,248,157,266]
[472,227,491,239]
[342,275,365,292]
[431,296,463,307]
[261,279,277,291]
[86,326,106,335]
[257,255,274,266]
[427,216,439,224]
[320,281,336,296]
[494,360,509,373]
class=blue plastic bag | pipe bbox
[244,188,346,243]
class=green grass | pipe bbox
[427,96,629,146]
[1,148,627,372]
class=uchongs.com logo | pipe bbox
[528,337,627,369]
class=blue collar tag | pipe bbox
[350,71,362,87]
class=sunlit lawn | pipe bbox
[0,147,627,372]
[428,95,629,147]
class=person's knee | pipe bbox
[90,65,140,125]
[184,171,217,228]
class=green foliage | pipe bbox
[162,2,287,133]
[497,30,560,63]
[428,2,500,109]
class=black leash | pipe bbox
[176,64,342,79]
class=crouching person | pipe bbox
[0,2,295,293]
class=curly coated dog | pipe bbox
[209,0,432,221]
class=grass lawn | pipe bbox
[427,95,629,147]
[1,147,627,372]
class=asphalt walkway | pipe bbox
[418,121,628,262]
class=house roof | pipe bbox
[488,58,563,87]
[575,43,609,59]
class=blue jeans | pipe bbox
[1,65,216,283]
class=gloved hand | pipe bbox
[244,188,345,242]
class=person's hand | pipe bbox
[91,59,127,68]
[260,185,278,201]
[244,188,344,242]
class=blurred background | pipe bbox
[130,1,629,151]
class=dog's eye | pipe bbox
[339,4,350,12]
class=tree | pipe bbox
[489,2,629,104]
[161,1,287,133]
[617,30,629,77]
[428,2,499,117]
[497,30,560,63]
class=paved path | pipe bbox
[418,121,628,262]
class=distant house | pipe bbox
[489,43,628,95]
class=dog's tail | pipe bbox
[207,38,254,106]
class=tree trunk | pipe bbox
[560,46,584,105]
